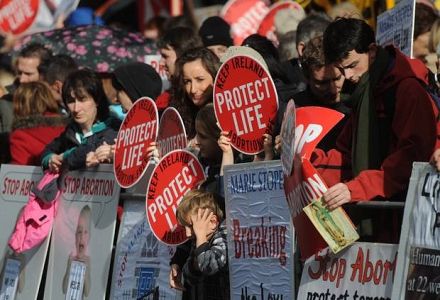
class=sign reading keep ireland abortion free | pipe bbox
[214,52,278,155]
[114,97,158,188]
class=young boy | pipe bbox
[176,189,229,300]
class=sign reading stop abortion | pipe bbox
[114,97,158,188]
[146,150,205,245]
[156,107,187,157]
[214,54,278,155]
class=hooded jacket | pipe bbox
[312,46,438,201]
[10,113,67,165]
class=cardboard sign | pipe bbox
[146,150,205,245]
[257,1,303,45]
[298,243,398,299]
[0,0,39,35]
[43,164,120,300]
[156,107,187,157]
[392,163,440,299]
[110,200,181,299]
[221,0,270,45]
[0,165,48,300]
[114,97,158,188]
[280,99,296,176]
[224,161,295,299]
[376,0,415,57]
[214,54,278,155]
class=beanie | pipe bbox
[199,16,233,47]
[113,62,162,101]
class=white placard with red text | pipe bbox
[0,165,47,300]
[43,164,120,300]
[110,200,180,300]
[144,54,170,92]
[156,107,187,157]
[224,160,295,300]
[298,243,398,299]
[114,97,158,188]
[221,0,270,45]
[214,53,278,155]
[146,149,205,245]
[392,163,440,299]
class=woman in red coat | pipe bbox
[9,81,67,165]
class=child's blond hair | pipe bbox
[176,189,224,227]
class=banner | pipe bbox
[221,0,270,45]
[146,150,205,245]
[298,242,398,299]
[213,51,278,155]
[43,164,120,300]
[0,165,47,300]
[0,0,79,36]
[392,163,440,299]
[224,160,295,300]
[114,97,158,188]
[376,0,415,57]
[110,200,180,300]
[156,107,187,157]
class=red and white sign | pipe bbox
[283,106,344,260]
[0,0,39,35]
[144,54,168,82]
[280,99,296,176]
[146,150,205,245]
[257,1,303,45]
[214,54,278,155]
[221,0,270,45]
[114,97,158,188]
[156,107,187,157]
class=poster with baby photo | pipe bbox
[43,164,120,300]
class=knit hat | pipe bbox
[112,62,162,101]
[199,16,233,47]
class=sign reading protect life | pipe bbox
[114,97,158,188]
[146,150,205,245]
[156,107,187,157]
[214,51,278,155]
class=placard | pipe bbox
[43,164,120,300]
[280,99,296,176]
[0,165,48,300]
[392,163,440,299]
[144,54,170,92]
[376,0,415,57]
[221,0,270,45]
[114,97,158,188]
[146,150,205,245]
[214,53,278,155]
[257,1,304,45]
[224,160,295,300]
[110,200,181,300]
[298,243,398,299]
[156,107,187,157]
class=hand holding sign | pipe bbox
[214,51,278,155]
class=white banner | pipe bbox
[43,164,120,300]
[110,199,181,300]
[224,160,295,300]
[298,242,398,299]
[0,165,48,300]
[392,162,440,299]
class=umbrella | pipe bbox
[14,25,158,73]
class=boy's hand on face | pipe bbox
[191,208,215,247]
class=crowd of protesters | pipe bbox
[2,1,440,299]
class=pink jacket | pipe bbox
[8,172,61,253]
